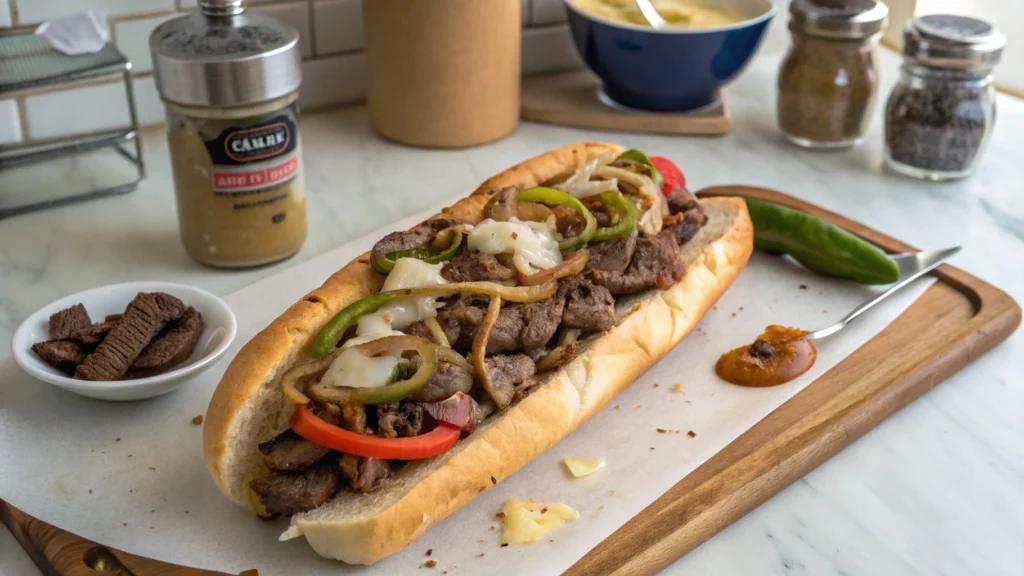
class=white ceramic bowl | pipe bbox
[11,282,237,401]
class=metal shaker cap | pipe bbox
[902,14,1005,70]
[789,0,889,40]
[150,0,301,107]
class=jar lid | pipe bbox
[902,14,1005,70]
[150,0,301,107]
[789,0,889,40]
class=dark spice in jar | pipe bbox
[885,73,992,173]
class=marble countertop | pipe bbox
[2,18,1023,576]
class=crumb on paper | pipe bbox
[739,306,744,311]
[477,539,484,543]
[477,553,485,558]
[687,431,696,438]
[489,525,495,531]
[115,437,121,442]
[148,467,156,471]
[549,539,555,543]
[192,415,204,425]
[501,543,509,547]
[652,383,659,388]
[650,447,655,451]
[713,305,718,311]
[614,405,620,409]
[127,454,132,458]
[656,428,668,434]
[150,509,155,513]
[88,490,92,494]
[495,512,505,518]
[673,384,681,391]
[424,560,437,568]
[184,510,189,514]
[685,400,692,404]
[100,451,105,454]
[824,310,828,313]
[799,284,808,290]
[731,313,737,318]
[598,506,604,511]
[123,522,128,526]
[426,549,433,557]
[608,490,615,496]
[635,405,641,409]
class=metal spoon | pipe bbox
[798,246,961,342]
[633,0,670,29]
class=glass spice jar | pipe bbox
[777,0,888,149]
[150,0,308,267]
[884,15,1005,181]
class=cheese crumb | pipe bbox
[563,457,605,478]
[501,500,579,545]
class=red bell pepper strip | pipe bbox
[650,156,686,195]
[290,404,461,460]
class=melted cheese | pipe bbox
[467,217,562,275]
[501,499,580,544]
[343,258,449,348]
[320,347,400,389]
[563,457,605,478]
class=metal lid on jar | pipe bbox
[789,0,889,40]
[150,0,301,107]
[902,14,1005,70]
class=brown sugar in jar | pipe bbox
[151,0,307,267]
[777,0,888,149]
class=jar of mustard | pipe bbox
[150,0,307,268]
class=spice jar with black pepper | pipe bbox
[150,0,308,267]
[884,15,1005,181]
[777,0,888,148]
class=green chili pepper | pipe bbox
[518,187,597,252]
[591,190,639,242]
[309,291,398,359]
[746,198,900,285]
[370,228,464,275]
[615,149,664,191]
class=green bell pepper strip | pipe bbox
[308,336,438,405]
[517,187,597,252]
[615,150,664,192]
[745,198,900,285]
[370,228,464,275]
[309,281,559,359]
[591,190,639,243]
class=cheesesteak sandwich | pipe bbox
[204,142,753,564]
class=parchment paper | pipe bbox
[0,205,933,575]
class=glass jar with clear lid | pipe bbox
[777,0,888,149]
[884,14,1005,180]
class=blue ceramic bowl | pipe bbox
[565,0,777,111]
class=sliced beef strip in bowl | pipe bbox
[130,307,204,372]
[48,303,91,340]
[31,340,89,375]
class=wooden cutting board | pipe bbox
[3,188,1018,575]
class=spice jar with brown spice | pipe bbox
[150,0,308,267]
[777,0,888,149]
[884,15,1004,181]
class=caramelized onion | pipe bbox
[517,250,588,286]
[280,350,343,405]
[473,295,513,408]
[438,346,474,373]
[401,280,556,303]
[423,316,450,347]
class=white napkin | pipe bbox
[36,11,109,55]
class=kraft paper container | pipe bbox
[364,0,521,148]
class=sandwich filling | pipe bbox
[247,151,709,518]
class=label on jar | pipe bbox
[204,106,301,196]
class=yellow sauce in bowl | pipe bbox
[573,0,744,28]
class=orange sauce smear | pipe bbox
[716,325,817,388]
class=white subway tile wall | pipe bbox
[0,100,22,144]
[312,0,363,55]
[1,0,583,143]
[113,13,178,74]
[532,0,568,25]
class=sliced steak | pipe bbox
[440,251,516,283]
[259,430,331,472]
[370,218,463,270]
[409,361,474,402]
[484,187,518,221]
[664,188,707,245]
[74,292,185,381]
[484,354,536,397]
[48,304,91,340]
[559,277,616,332]
[71,321,118,344]
[377,403,425,438]
[350,457,391,493]
[32,340,88,375]
[436,294,488,350]
[589,230,682,295]
[249,462,343,516]
[488,296,563,354]
[586,234,637,273]
[130,307,203,372]
[665,188,698,214]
